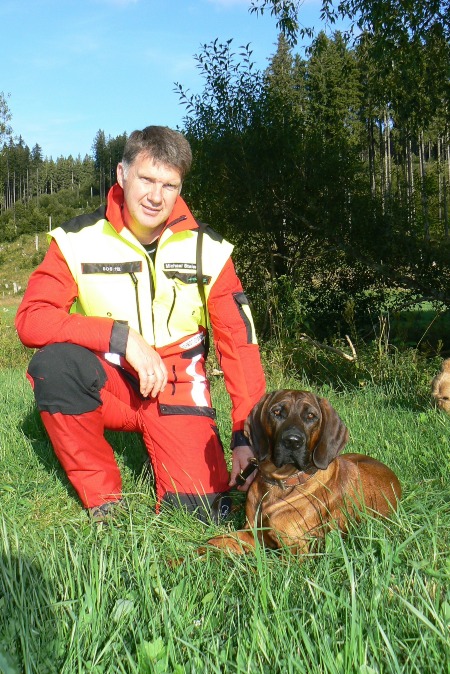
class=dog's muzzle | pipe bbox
[273,427,307,467]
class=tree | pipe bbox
[92,130,127,199]
[250,0,302,46]
[250,0,449,45]
[0,92,12,145]
[322,0,450,44]
[177,35,371,335]
[31,144,43,163]
[176,23,450,340]
[92,130,108,201]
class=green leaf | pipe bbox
[112,598,135,622]
[202,591,215,605]
[140,638,166,661]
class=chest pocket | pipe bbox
[162,271,211,334]
[77,261,143,322]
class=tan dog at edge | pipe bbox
[205,390,402,555]
[431,358,450,413]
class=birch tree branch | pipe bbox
[300,333,358,362]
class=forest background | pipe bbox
[1,0,449,363]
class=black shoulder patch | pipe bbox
[60,205,107,234]
[196,220,224,243]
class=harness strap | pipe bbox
[196,222,210,358]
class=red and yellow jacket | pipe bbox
[15,184,266,440]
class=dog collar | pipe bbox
[261,466,318,489]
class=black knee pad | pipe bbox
[28,343,107,414]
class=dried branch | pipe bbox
[300,333,358,362]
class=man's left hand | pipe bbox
[229,445,257,492]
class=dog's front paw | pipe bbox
[202,534,255,555]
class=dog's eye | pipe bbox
[272,406,283,417]
[305,412,317,421]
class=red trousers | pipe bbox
[27,344,230,511]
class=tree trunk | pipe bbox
[443,134,449,238]
[384,108,391,203]
[368,117,376,197]
[406,136,415,227]
[379,119,385,213]
[418,130,430,239]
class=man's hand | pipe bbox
[229,445,257,492]
[125,328,168,398]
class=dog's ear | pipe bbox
[244,392,275,461]
[312,397,349,470]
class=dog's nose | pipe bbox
[281,430,305,450]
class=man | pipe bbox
[15,126,266,522]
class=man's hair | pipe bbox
[121,126,192,180]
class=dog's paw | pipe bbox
[203,534,254,555]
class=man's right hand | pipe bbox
[125,328,168,398]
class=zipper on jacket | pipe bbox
[129,272,143,334]
[166,287,175,338]
[171,364,177,395]
[144,256,157,345]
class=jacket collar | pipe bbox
[105,183,199,237]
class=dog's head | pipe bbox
[244,390,349,472]
[431,359,450,414]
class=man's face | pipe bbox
[117,152,182,244]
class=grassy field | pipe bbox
[0,316,449,673]
[0,233,449,672]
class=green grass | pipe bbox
[1,341,450,673]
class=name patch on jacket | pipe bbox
[165,263,196,271]
[81,262,143,274]
[164,263,211,285]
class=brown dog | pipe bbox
[431,358,450,413]
[206,390,401,555]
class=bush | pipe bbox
[260,332,442,407]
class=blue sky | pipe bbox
[1,0,338,159]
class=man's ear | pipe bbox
[117,162,125,188]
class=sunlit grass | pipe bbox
[1,348,450,672]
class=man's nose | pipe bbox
[147,183,163,203]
